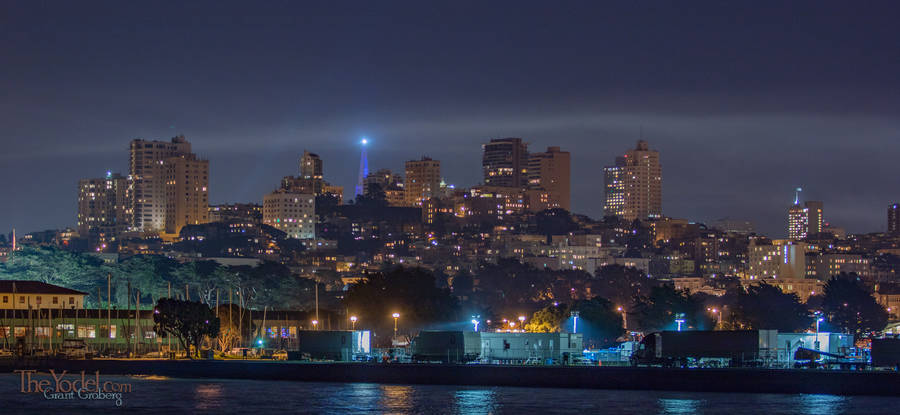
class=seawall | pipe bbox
[3,359,899,396]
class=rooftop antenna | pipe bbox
[794,187,802,205]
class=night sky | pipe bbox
[2,1,898,237]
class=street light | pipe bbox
[674,313,686,331]
[471,319,479,332]
[518,315,526,332]
[707,307,722,330]
[617,306,627,330]
[312,319,319,331]
[392,313,400,337]
[350,315,358,331]
[814,311,823,351]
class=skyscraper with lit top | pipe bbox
[355,138,369,198]
[787,188,823,239]
[889,203,899,235]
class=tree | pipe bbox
[0,246,108,305]
[113,255,180,304]
[821,274,888,336]
[592,264,656,308]
[213,304,253,352]
[153,298,220,359]
[732,283,811,332]
[525,304,569,332]
[450,271,474,296]
[474,259,554,307]
[344,266,460,345]
[632,285,705,332]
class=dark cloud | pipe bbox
[2,1,899,236]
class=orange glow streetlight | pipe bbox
[392,313,400,337]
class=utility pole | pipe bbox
[107,273,111,354]
[167,282,171,355]
[97,287,102,354]
[126,280,131,357]
[135,290,140,356]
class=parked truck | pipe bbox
[631,330,772,367]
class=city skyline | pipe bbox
[4,130,899,238]
[3,2,900,237]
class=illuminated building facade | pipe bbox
[404,157,441,207]
[208,203,262,224]
[482,137,528,188]
[603,156,626,218]
[621,140,662,221]
[77,172,129,250]
[300,150,323,180]
[806,253,870,280]
[263,190,315,240]
[164,154,210,235]
[788,198,823,240]
[890,203,900,235]
[527,146,571,211]
[746,239,807,280]
[129,135,207,234]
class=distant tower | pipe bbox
[788,187,823,239]
[607,140,662,221]
[300,150,323,180]
[355,138,369,198]
[482,137,528,187]
[889,203,900,235]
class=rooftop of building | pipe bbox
[0,280,88,295]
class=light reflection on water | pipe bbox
[194,384,224,411]
[0,374,897,414]
[795,394,850,414]
[379,385,414,412]
[659,398,704,414]
[454,389,497,414]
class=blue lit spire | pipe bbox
[355,137,369,198]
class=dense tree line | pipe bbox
[2,247,889,340]
[0,246,318,311]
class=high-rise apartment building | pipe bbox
[404,157,441,207]
[527,146,571,211]
[482,137,528,188]
[129,135,208,234]
[608,140,662,221]
[603,156,627,218]
[77,172,129,249]
[788,197,823,240]
[164,154,210,235]
[300,150,323,180]
[889,203,899,235]
[262,190,316,240]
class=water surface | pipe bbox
[1,374,897,414]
